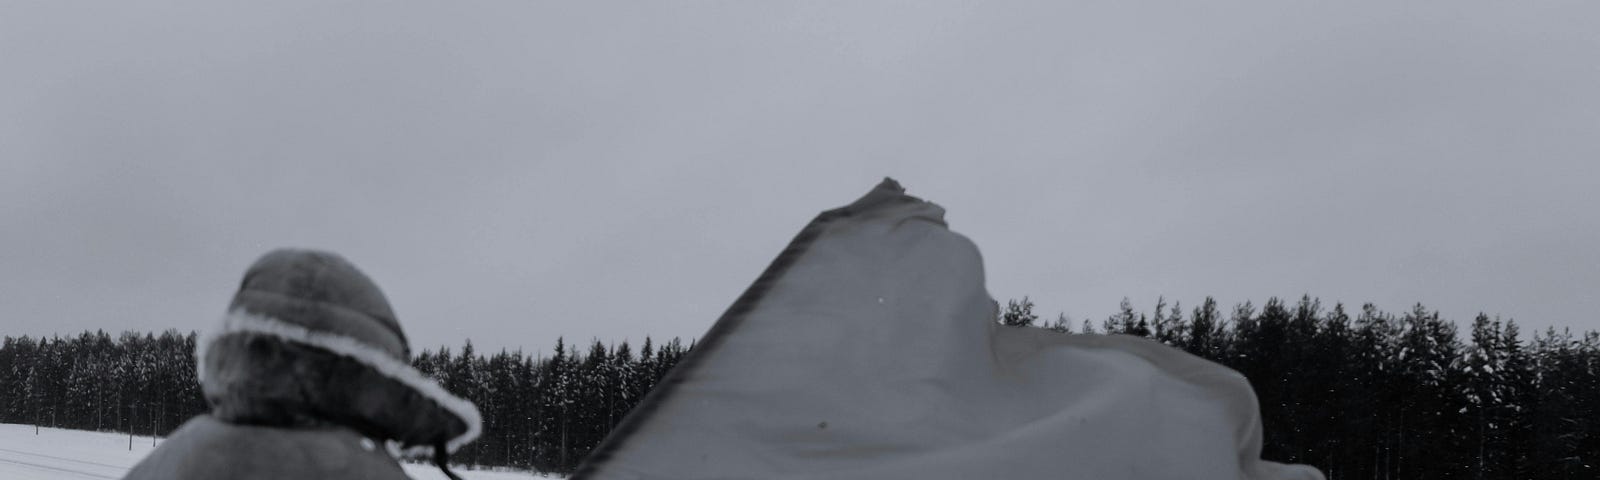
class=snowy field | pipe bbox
[0,424,559,480]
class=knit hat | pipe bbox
[196,249,480,464]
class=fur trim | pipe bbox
[195,309,482,454]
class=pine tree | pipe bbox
[1530,328,1587,478]
[612,341,637,431]
[1464,313,1508,480]
[1104,298,1142,336]
[1395,304,1467,477]
[540,338,575,472]
[1183,297,1226,361]
[637,338,658,397]
[999,297,1038,327]
[1231,298,1292,462]
[1044,313,1073,334]
[1498,319,1535,478]
[1152,298,1184,346]
[577,339,612,456]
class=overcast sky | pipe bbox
[3,1,1597,354]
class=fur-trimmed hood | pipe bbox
[197,309,481,455]
[129,249,482,480]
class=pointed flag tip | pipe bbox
[877,177,905,193]
[840,177,912,213]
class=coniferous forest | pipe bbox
[3,296,1598,478]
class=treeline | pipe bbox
[0,330,204,443]
[1005,295,1598,480]
[3,296,1598,478]
[0,330,688,474]
[410,337,691,473]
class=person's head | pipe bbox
[197,249,480,456]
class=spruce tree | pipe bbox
[999,297,1038,327]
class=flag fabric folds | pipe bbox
[575,179,1324,480]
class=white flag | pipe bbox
[576,179,1324,480]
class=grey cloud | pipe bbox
[2,1,1596,351]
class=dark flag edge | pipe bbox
[571,178,919,479]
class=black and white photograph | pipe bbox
[2,2,1597,479]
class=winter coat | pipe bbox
[125,249,480,480]
[126,415,410,479]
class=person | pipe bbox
[125,249,480,480]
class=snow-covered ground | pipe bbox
[0,423,559,479]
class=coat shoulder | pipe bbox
[125,415,411,480]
